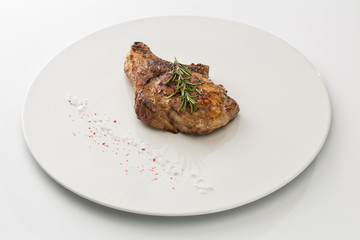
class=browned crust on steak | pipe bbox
[124,42,239,134]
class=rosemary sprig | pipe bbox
[164,58,201,112]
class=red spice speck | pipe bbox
[102,142,105,145]
[125,170,128,172]
[94,113,96,115]
[93,132,96,135]
[142,148,145,151]
[172,187,175,190]
[126,153,129,156]
[113,120,117,123]
[126,160,128,162]
[153,158,156,162]
[152,178,158,181]
[181,168,184,171]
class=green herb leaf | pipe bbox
[164,58,201,112]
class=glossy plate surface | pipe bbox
[22,16,331,216]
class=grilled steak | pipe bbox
[124,42,239,134]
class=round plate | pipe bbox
[22,16,331,216]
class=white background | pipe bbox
[1,0,359,239]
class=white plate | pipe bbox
[22,16,331,216]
